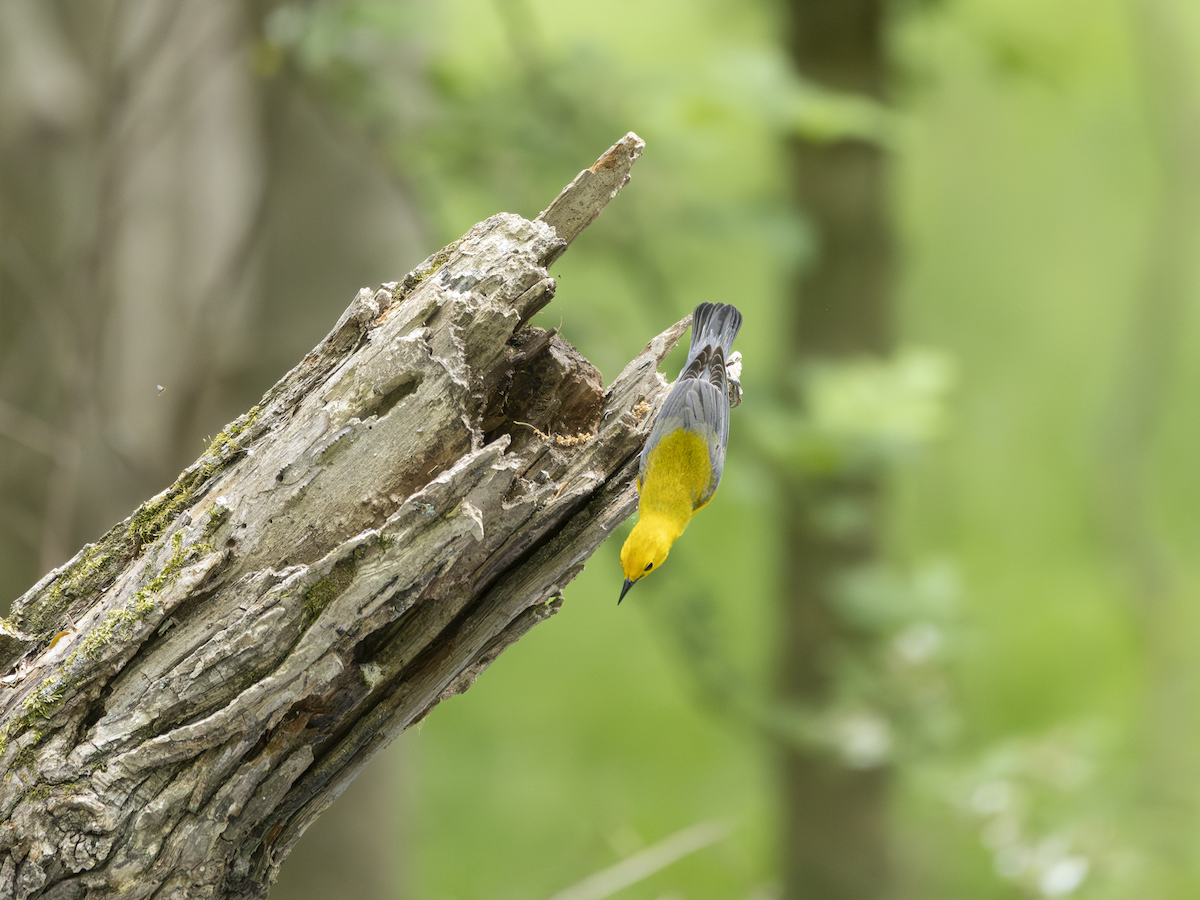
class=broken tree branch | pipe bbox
[0,132,681,900]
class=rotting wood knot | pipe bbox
[481,326,603,447]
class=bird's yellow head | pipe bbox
[619,516,678,603]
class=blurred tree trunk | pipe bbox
[1100,0,1200,885]
[0,2,422,897]
[777,2,894,898]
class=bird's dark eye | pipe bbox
[644,563,653,571]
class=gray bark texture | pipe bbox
[0,133,674,900]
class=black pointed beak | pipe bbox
[618,578,634,605]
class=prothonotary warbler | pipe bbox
[619,301,742,603]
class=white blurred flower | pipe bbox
[1039,856,1089,897]
[893,622,942,664]
[834,712,891,768]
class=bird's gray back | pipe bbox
[639,303,742,505]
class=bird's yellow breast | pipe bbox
[639,427,714,521]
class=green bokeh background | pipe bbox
[5,0,1200,897]
[380,0,1200,896]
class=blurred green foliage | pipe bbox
[0,0,1193,895]
[256,0,1200,896]
[752,350,955,478]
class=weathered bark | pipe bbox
[0,133,674,900]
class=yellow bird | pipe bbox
[619,302,742,603]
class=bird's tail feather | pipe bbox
[690,302,742,356]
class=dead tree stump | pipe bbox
[0,133,686,900]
